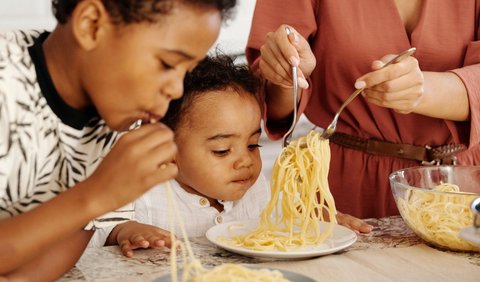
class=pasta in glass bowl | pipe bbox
[389,165,480,252]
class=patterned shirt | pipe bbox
[0,30,133,230]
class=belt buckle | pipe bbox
[422,156,458,166]
[421,145,438,166]
[421,145,459,166]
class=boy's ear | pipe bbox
[71,0,110,51]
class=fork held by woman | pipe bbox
[320,47,416,139]
[282,47,416,145]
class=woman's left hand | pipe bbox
[336,212,373,234]
[356,53,424,114]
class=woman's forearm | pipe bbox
[414,71,469,121]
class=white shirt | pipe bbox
[89,174,270,246]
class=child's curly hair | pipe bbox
[162,54,263,131]
[52,0,236,24]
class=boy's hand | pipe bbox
[109,221,173,258]
[336,212,373,234]
[86,123,178,214]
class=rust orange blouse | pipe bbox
[246,0,480,218]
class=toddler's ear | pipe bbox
[71,0,110,51]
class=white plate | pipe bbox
[459,227,480,246]
[206,219,357,259]
[153,265,316,282]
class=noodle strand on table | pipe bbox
[165,181,290,282]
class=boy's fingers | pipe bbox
[121,122,172,145]
[143,163,178,188]
[132,125,176,155]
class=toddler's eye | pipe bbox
[160,60,174,70]
[213,149,230,156]
[248,144,262,151]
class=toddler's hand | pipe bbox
[110,221,173,258]
[335,212,373,234]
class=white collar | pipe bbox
[172,181,234,212]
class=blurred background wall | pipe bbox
[0,0,55,31]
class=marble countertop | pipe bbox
[61,216,480,281]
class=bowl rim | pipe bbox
[389,165,480,196]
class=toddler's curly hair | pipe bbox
[162,54,262,131]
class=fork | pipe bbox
[281,65,299,147]
[320,47,416,139]
[281,27,299,147]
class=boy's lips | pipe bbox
[141,112,163,124]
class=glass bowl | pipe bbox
[389,165,480,251]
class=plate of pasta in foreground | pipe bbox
[153,264,316,282]
[206,218,357,259]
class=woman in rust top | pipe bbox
[246,0,480,221]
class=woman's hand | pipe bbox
[259,24,316,89]
[108,221,173,257]
[356,53,424,114]
[336,212,373,234]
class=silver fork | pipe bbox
[281,64,299,147]
[281,26,299,147]
[320,47,416,139]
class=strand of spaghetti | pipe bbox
[166,182,178,281]
[153,119,289,280]
[229,131,337,251]
[164,181,291,281]
[166,181,205,281]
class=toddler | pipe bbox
[91,54,269,256]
